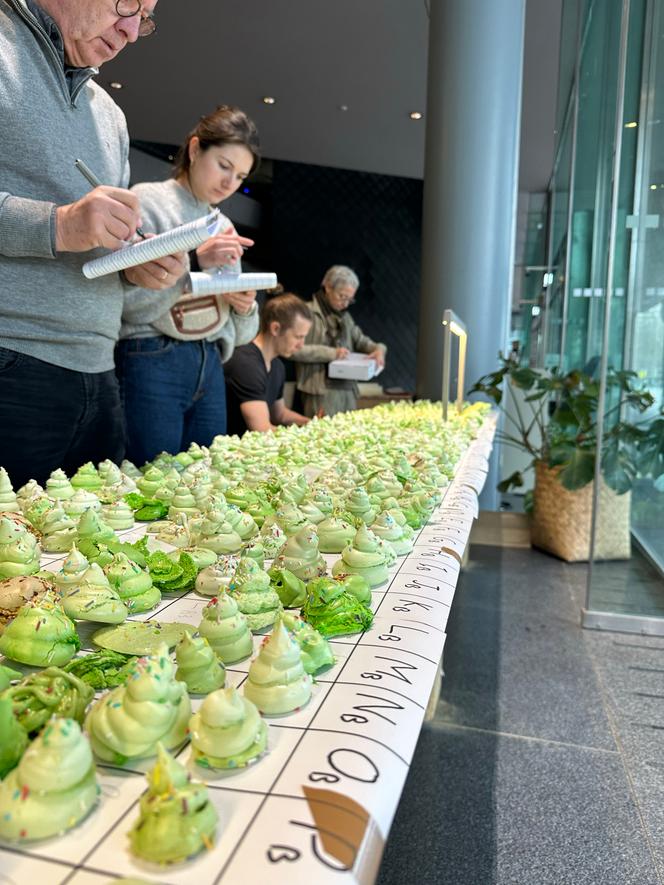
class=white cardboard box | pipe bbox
[328,351,383,380]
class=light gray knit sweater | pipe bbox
[121,178,259,361]
[0,0,130,372]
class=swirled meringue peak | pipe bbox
[189,687,267,770]
[85,644,191,764]
[331,524,389,587]
[0,717,98,842]
[243,620,312,715]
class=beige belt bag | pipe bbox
[151,293,231,340]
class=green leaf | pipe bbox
[549,444,575,467]
[550,401,581,429]
[557,448,596,490]
[509,368,537,390]
[497,471,524,493]
[602,442,636,494]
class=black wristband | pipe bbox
[188,249,201,272]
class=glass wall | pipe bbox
[546,0,664,629]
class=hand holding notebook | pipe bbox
[82,210,224,279]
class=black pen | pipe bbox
[74,158,146,239]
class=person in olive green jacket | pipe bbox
[290,265,387,417]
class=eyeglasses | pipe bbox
[331,292,356,306]
[115,0,157,37]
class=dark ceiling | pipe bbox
[102,0,562,192]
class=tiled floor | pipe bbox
[376,543,664,885]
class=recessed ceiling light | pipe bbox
[262,96,276,105]
[109,81,123,90]
[409,111,423,120]
[624,121,638,128]
[338,104,349,112]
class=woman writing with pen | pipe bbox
[116,105,261,465]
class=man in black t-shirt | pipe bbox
[224,293,312,435]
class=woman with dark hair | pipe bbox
[116,105,261,465]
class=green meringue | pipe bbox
[102,500,135,531]
[268,566,307,608]
[71,462,102,490]
[243,620,312,715]
[0,664,21,691]
[298,500,326,525]
[194,512,243,555]
[225,504,258,540]
[85,644,191,763]
[0,592,79,665]
[344,487,377,525]
[198,593,253,664]
[259,520,288,557]
[16,479,44,512]
[0,717,98,842]
[303,577,373,638]
[190,687,267,770]
[281,611,335,675]
[316,514,356,553]
[128,743,218,864]
[0,467,20,512]
[229,557,282,631]
[77,508,116,544]
[195,557,238,597]
[0,696,28,778]
[331,524,389,588]
[121,459,142,479]
[40,505,77,553]
[271,503,311,537]
[167,545,216,572]
[136,466,165,498]
[62,563,129,624]
[241,537,265,568]
[23,495,56,532]
[333,573,372,605]
[98,459,122,485]
[45,468,75,501]
[63,488,102,519]
[0,516,40,579]
[104,552,160,613]
[272,526,327,582]
[0,666,94,736]
[370,510,415,556]
[175,631,225,694]
[168,482,200,519]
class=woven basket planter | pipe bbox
[531,461,631,562]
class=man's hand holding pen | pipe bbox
[55,186,143,253]
[66,159,186,290]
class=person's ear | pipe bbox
[188,136,200,166]
[269,320,281,337]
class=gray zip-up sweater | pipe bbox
[0,0,130,373]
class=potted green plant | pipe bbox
[468,356,664,561]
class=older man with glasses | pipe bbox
[290,264,387,418]
[0,0,186,489]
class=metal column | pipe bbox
[417,0,526,508]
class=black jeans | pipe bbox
[0,347,125,489]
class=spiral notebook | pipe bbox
[82,210,223,280]
[186,270,278,296]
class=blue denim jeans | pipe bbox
[0,347,125,489]
[116,337,227,467]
